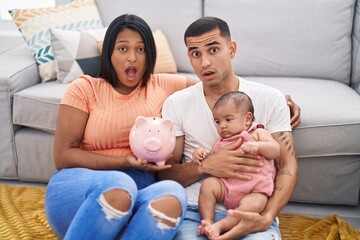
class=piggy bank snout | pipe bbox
[144,137,161,152]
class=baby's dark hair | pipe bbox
[213,91,255,119]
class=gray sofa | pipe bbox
[1,0,360,207]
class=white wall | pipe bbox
[0,20,24,53]
[0,0,69,53]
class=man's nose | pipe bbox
[201,55,211,68]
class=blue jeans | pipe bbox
[174,205,281,240]
[45,168,187,240]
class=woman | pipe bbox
[45,14,196,239]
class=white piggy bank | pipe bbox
[129,116,176,166]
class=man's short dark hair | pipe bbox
[184,17,231,45]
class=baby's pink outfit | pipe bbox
[212,123,276,210]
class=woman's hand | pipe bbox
[127,155,171,171]
[285,95,301,129]
[200,139,263,180]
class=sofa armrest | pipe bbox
[0,44,40,91]
[0,43,40,180]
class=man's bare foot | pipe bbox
[197,219,212,236]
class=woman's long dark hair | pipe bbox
[99,14,156,88]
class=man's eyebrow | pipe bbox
[188,41,220,52]
[205,41,220,47]
[188,46,198,52]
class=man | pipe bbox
[159,17,298,239]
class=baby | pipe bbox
[193,91,280,238]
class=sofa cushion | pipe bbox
[205,0,354,85]
[94,0,202,73]
[13,82,68,133]
[9,0,104,82]
[248,77,360,157]
[50,27,107,83]
[291,155,360,205]
[97,29,177,74]
[152,29,178,74]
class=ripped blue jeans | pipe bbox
[45,168,187,240]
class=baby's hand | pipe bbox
[192,148,208,165]
[240,142,259,154]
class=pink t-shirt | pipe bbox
[213,123,276,209]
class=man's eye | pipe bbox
[210,47,218,54]
[192,51,200,57]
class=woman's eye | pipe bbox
[210,47,218,54]
[119,47,126,52]
[138,47,145,52]
[192,51,200,57]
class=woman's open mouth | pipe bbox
[125,66,137,81]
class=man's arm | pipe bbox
[263,131,298,219]
[158,136,205,187]
[158,136,264,187]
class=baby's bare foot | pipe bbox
[205,223,221,239]
[197,219,212,236]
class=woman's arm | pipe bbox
[54,105,131,170]
[54,105,170,171]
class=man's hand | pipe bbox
[200,138,263,180]
[215,210,273,239]
[285,95,301,129]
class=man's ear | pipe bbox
[229,40,237,59]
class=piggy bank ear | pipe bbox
[163,119,174,132]
[135,116,148,127]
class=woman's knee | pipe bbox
[150,195,183,227]
[103,188,132,212]
[148,181,187,227]
[95,171,138,215]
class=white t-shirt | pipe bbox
[162,77,291,211]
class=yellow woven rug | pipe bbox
[0,184,359,240]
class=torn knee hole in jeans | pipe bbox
[98,194,129,221]
[148,203,181,229]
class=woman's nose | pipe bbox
[127,50,136,63]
